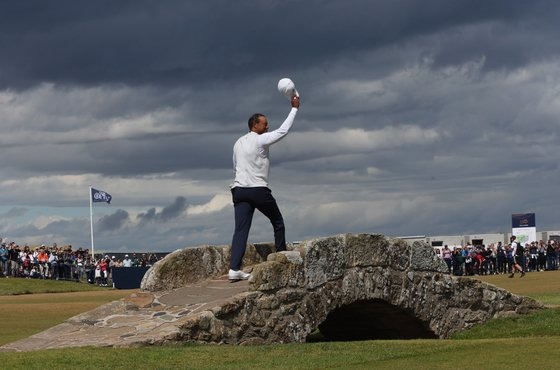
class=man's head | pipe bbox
[248,113,268,134]
[511,235,516,242]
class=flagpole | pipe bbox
[89,185,95,260]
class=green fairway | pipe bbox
[1,272,560,369]
[1,337,560,369]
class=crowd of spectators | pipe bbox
[435,239,560,276]
[0,239,161,286]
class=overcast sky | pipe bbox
[1,0,559,253]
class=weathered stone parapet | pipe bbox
[141,242,279,291]
[249,233,447,292]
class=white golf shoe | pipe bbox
[229,269,250,282]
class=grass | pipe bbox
[1,272,560,368]
[0,277,108,295]
[475,270,560,305]
[452,307,560,339]
[0,279,135,346]
[1,337,560,369]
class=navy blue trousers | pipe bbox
[230,187,286,270]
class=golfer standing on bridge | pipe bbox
[228,94,300,281]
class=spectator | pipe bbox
[509,236,525,278]
[148,253,158,266]
[528,242,539,272]
[506,245,514,273]
[0,243,8,277]
[22,252,31,276]
[123,255,132,267]
[538,241,547,271]
[37,248,49,278]
[452,248,464,276]
[496,242,506,274]
[484,244,496,275]
[49,250,59,280]
[8,244,19,277]
[442,246,452,274]
[473,246,482,275]
[131,253,139,267]
[76,254,85,282]
[546,240,557,270]
[98,256,109,286]
[140,254,148,267]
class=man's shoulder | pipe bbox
[237,131,257,140]
[234,132,258,148]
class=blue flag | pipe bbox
[91,188,112,204]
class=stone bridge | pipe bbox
[0,234,542,351]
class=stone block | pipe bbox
[409,241,448,273]
[346,234,410,270]
[302,235,347,289]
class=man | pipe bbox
[496,241,506,274]
[509,236,525,278]
[48,249,59,280]
[37,247,49,278]
[229,95,300,281]
[546,240,557,270]
[441,245,452,274]
[123,254,132,267]
[0,243,8,277]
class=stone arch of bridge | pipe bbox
[312,298,438,341]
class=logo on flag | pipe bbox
[91,188,112,204]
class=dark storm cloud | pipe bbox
[7,218,89,242]
[159,196,187,221]
[2,0,560,251]
[138,208,157,223]
[0,132,235,176]
[137,196,187,223]
[98,209,130,231]
[1,1,558,89]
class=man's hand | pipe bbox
[291,96,300,109]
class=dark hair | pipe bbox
[248,113,264,130]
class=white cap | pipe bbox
[277,78,299,98]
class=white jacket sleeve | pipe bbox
[257,108,298,147]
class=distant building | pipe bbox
[398,229,560,250]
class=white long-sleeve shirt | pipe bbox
[231,107,298,188]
